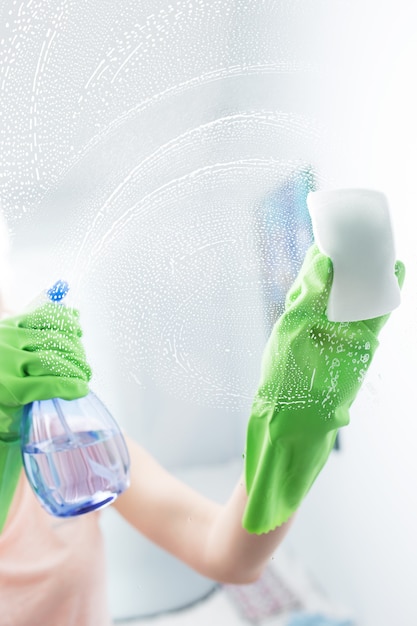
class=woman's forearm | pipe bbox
[112,435,294,584]
[203,478,295,583]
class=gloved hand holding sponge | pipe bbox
[243,244,405,534]
[0,302,91,531]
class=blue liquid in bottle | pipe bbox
[20,281,130,517]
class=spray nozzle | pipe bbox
[46,280,69,303]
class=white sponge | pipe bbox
[307,188,401,322]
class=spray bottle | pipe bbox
[20,280,130,517]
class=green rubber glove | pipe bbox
[243,244,405,534]
[0,303,91,532]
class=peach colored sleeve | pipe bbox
[0,473,112,626]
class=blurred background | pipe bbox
[1,1,416,624]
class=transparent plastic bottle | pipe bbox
[20,281,130,517]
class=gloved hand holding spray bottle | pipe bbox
[0,275,129,527]
[19,279,130,518]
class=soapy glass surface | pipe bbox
[0,0,323,415]
[0,0,409,459]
